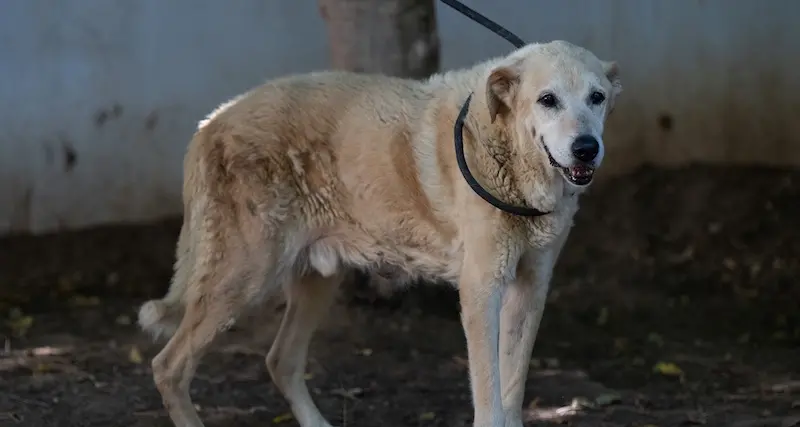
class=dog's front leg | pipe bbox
[459,246,515,427]
[497,251,552,427]
[499,232,571,427]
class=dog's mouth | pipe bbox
[541,138,595,186]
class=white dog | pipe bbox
[138,39,621,427]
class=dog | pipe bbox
[137,39,621,427]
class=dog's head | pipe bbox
[485,40,622,188]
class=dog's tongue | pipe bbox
[569,164,593,178]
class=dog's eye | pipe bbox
[589,91,606,105]
[537,93,558,109]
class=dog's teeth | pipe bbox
[569,166,593,178]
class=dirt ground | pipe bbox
[1,164,799,427]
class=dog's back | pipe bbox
[137,69,475,427]
[138,70,460,339]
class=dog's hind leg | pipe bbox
[151,258,270,427]
[266,271,344,427]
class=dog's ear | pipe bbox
[486,66,520,123]
[602,61,622,114]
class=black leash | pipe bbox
[439,0,550,217]
[439,0,525,49]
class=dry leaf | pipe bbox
[272,413,294,423]
[419,412,436,421]
[653,361,683,377]
[128,346,144,364]
[7,314,33,337]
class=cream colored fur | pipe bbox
[137,40,622,427]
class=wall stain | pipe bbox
[144,111,159,131]
[62,139,78,172]
[94,104,125,128]
[94,110,109,128]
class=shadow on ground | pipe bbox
[1,164,799,427]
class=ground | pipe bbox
[1,164,799,427]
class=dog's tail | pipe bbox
[138,119,236,341]
[138,223,191,340]
[138,296,183,341]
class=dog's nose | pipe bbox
[571,135,600,162]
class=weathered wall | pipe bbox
[2,0,798,234]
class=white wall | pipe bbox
[2,0,799,234]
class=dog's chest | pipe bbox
[520,196,580,248]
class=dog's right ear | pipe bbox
[486,66,520,123]
[602,61,623,114]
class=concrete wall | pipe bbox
[2,0,798,234]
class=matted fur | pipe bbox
[138,40,621,427]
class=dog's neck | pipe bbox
[465,106,570,215]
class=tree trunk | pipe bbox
[319,0,440,79]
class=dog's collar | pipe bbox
[453,93,551,217]
[441,0,547,217]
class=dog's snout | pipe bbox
[571,135,600,162]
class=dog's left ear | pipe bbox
[602,61,622,113]
[486,66,520,123]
